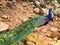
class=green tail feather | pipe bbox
[0,16,45,45]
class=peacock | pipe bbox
[0,8,52,45]
[35,8,52,26]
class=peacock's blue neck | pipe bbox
[47,8,52,20]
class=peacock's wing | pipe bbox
[35,17,49,27]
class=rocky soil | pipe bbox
[0,0,60,45]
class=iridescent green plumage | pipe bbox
[0,16,45,45]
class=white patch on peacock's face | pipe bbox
[49,5,54,18]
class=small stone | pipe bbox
[54,40,60,45]
[53,16,58,21]
[0,22,9,32]
[12,0,16,3]
[30,2,34,5]
[35,1,40,6]
[50,27,58,32]
[31,5,35,8]
[42,8,48,16]
[26,41,35,45]
[22,2,28,7]
[19,41,24,45]
[1,15,10,19]
[54,8,60,15]
[23,10,27,13]
[33,8,40,14]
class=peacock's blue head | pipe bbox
[47,8,52,20]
